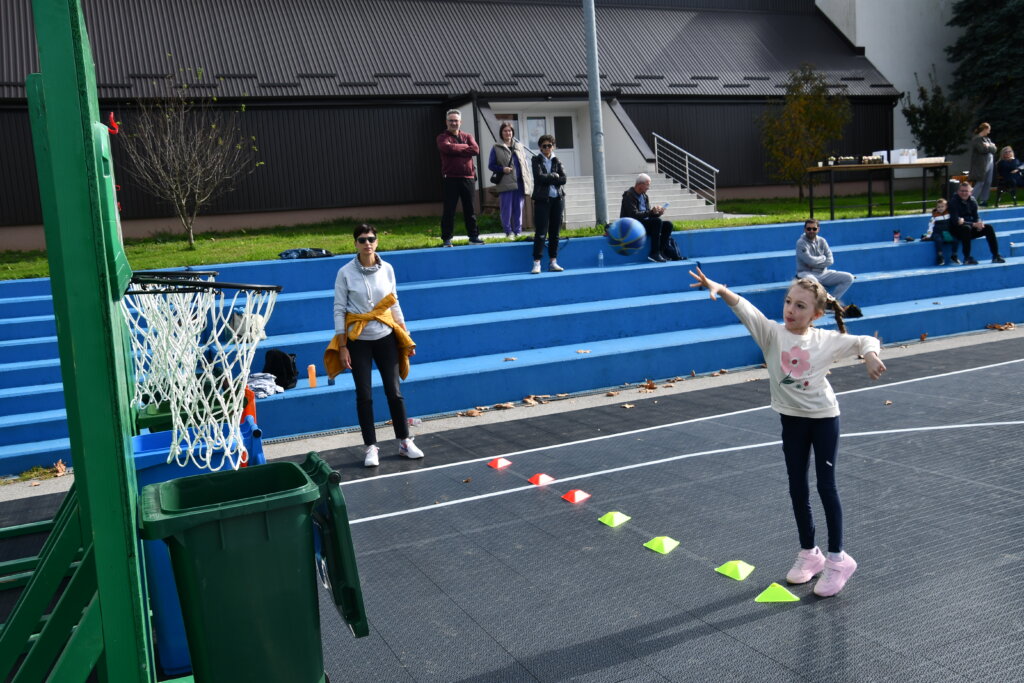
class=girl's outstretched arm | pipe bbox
[863,351,886,380]
[689,266,740,306]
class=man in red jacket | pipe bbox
[436,109,483,247]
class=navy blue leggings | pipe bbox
[780,414,844,553]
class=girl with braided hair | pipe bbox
[689,268,886,597]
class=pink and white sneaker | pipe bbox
[786,547,826,585]
[813,552,858,597]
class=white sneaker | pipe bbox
[548,261,564,272]
[363,444,379,467]
[530,261,541,274]
[399,437,424,459]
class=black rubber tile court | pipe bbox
[315,340,1024,682]
[3,340,1024,681]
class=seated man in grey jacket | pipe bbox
[795,219,854,301]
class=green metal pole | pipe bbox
[27,0,152,679]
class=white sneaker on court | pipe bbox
[399,437,424,459]
[786,546,825,584]
[363,444,379,468]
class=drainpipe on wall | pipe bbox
[471,90,484,216]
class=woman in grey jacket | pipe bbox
[969,122,997,205]
[487,122,533,238]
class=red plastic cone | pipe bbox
[488,457,512,469]
[529,473,555,485]
[561,489,590,503]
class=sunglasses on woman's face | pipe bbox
[541,143,553,149]
[357,236,377,244]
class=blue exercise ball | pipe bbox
[606,218,646,255]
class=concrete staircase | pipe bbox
[3,208,1024,474]
[563,173,721,228]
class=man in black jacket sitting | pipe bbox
[620,174,678,263]
[948,181,1005,265]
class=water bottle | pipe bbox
[408,417,422,426]
[598,250,605,267]
[893,230,901,243]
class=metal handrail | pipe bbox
[652,133,718,207]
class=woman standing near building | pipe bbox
[969,122,997,206]
[488,122,533,238]
[530,134,567,274]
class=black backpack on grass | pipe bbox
[262,349,298,389]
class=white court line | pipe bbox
[343,357,1024,488]
[349,419,1024,524]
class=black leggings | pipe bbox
[348,334,409,446]
[780,414,844,553]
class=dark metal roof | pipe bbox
[1,0,898,101]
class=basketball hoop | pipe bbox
[122,271,281,470]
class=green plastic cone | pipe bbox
[715,560,755,581]
[754,582,800,603]
[643,536,680,554]
[598,511,631,527]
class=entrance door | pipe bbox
[524,114,579,176]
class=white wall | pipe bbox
[816,0,965,165]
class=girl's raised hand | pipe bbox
[689,266,721,300]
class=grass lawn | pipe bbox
[0,189,936,281]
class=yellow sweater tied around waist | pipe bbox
[324,292,416,381]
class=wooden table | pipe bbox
[806,161,952,220]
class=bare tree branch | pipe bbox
[117,82,260,248]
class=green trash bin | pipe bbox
[139,461,324,683]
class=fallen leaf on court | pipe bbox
[644,378,657,390]
[673,376,683,381]
[54,460,67,477]
[30,482,40,487]
[622,403,635,409]
[503,357,517,362]
[534,394,551,399]
[711,372,720,377]
[884,400,893,406]
[494,402,515,410]
[920,333,928,341]
[522,396,538,406]
[986,322,1016,331]
[384,419,393,425]
[462,478,471,484]
[576,349,591,354]
[556,393,568,397]
[663,383,674,388]
[475,406,488,411]
[605,391,620,397]
[746,378,758,382]
[638,388,655,394]
[461,409,482,417]
[719,369,728,374]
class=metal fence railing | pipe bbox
[652,133,718,207]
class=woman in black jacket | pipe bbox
[530,134,567,274]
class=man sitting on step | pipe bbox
[620,173,679,263]
[947,181,1006,265]
[795,219,854,301]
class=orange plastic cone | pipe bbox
[529,473,555,485]
[488,457,512,469]
[561,489,590,503]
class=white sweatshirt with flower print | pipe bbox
[729,296,880,418]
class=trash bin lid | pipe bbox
[301,453,369,638]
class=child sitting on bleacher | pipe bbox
[923,198,959,266]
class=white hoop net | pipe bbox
[121,273,279,470]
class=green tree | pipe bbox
[761,64,851,199]
[946,0,1024,147]
[901,70,974,158]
